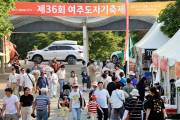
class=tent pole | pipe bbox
[167,66,170,103]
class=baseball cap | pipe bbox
[101,73,107,78]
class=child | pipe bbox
[0,108,4,120]
[68,71,78,86]
[87,94,104,120]
[57,100,69,120]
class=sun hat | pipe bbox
[60,100,68,105]
[128,71,135,75]
[130,89,139,96]
[72,82,79,87]
[107,60,110,62]
[101,73,107,78]
[92,81,97,86]
[90,94,99,99]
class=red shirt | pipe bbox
[87,101,100,113]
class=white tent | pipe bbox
[176,58,180,62]
[135,21,160,49]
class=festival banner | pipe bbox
[9,2,173,16]
[138,48,141,57]
[160,58,167,72]
[152,53,158,67]
[175,61,180,77]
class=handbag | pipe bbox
[27,74,34,87]
[79,91,86,107]
[124,99,139,120]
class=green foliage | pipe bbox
[0,0,16,39]
[34,45,38,48]
[157,1,180,38]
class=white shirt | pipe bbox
[2,95,18,114]
[68,77,78,85]
[57,69,66,79]
[69,90,83,108]
[100,76,112,82]
[8,73,19,83]
[116,69,124,81]
[111,90,125,108]
[31,70,40,77]
[19,73,26,86]
[23,74,35,88]
[48,73,58,81]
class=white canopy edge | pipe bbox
[176,58,180,63]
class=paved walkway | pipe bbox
[0,61,115,120]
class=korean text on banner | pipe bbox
[160,58,167,72]
[152,53,158,67]
[175,61,180,77]
[138,48,141,57]
[9,2,173,16]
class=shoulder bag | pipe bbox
[79,91,86,107]
[27,74,34,87]
[125,99,139,120]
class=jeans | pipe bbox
[59,79,65,93]
[82,74,88,83]
[97,107,108,120]
[50,81,57,95]
[36,111,48,120]
[72,108,82,120]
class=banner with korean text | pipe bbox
[175,61,180,77]
[9,2,173,16]
[160,58,167,72]
[152,53,158,67]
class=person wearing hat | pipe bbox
[57,65,66,93]
[122,89,143,120]
[123,78,135,101]
[32,88,51,119]
[87,94,104,120]
[115,64,124,82]
[37,71,49,95]
[89,60,99,89]
[111,83,125,120]
[102,73,109,89]
[128,71,137,88]
[106,60,111,69]
[69,82,84,120]
[57,100,69,120]
[22,68,35,95]
[50,57,59,73]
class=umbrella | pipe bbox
[39,65,53,72]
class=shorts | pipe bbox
[82,74,88,83]
[90,76,97,82]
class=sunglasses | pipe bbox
[22,70,25,71]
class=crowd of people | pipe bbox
[0,58,166,120]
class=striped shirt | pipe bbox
[59,107,69,117]
[34,94,51,111]
[125,97,143,120]
[87,101,100,113]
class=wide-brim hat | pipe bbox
[92,81,97,86]
[72,82,79,87]
[128,71,135,75]
[90,94,99,99]
[130,89,139,96]
[60,100,68,105]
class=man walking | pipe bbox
[37,71,49,95]
[32,88,51,120]
[94,82,113,120]
[123,78,135,101]
[57,65,66,93]
[19,68,26,96]
[8,68,20,96]
[128,71,137,88]
[89,60,99,89]
[1,88,20,120]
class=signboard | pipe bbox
[175,61,180,77]
[9,2,173,16]
[160,58,167,72]
[152,53,158,67]
[145,49,156,60]
[129,61,136,73]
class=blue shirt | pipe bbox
[120,77,126,89]
[94,89,110,108]
[132,77,137,88]
[34,94,51,110]
[37,77,49,89]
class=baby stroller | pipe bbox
[58,84,71,109]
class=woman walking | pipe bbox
[111,83,125,120]
[68,71,78,86]
[145,87,165,120]
[49,69,58,98]
[69,82,84,120]
[87,62,91,90]
[31,66,40,94]
[19,87,34,120]
[136,77,149,101]
[81,61,88,91]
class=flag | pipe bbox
[129,35,135,58]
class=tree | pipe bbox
[0,0,16,39]
[157,1,180,38]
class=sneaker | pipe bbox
[87,116,90,119]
